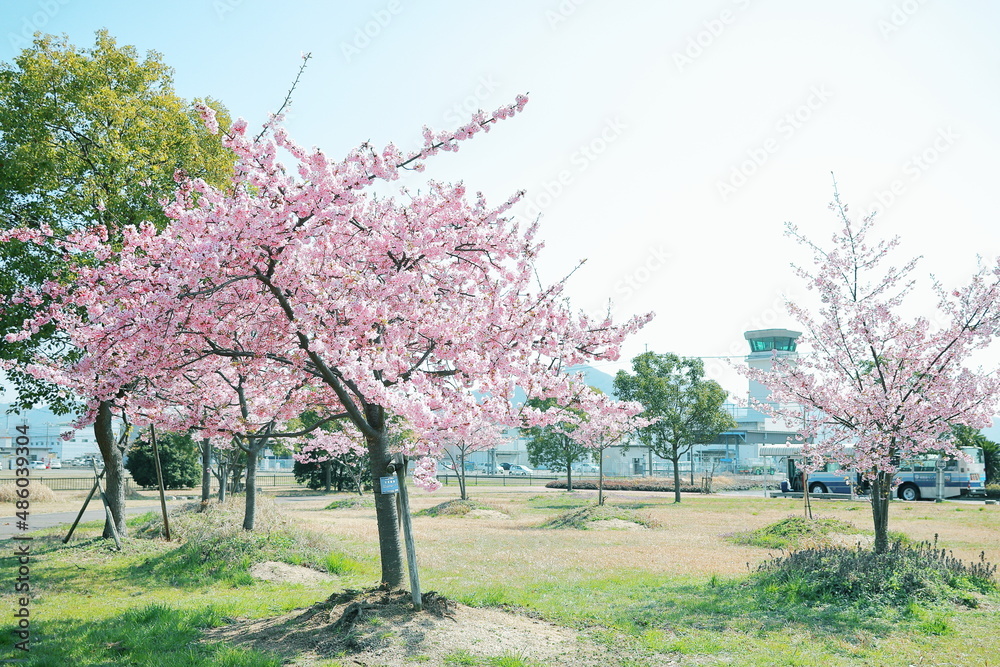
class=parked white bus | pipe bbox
[760,444,987,500]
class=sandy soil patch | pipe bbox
[465,509,511,520]
[588,518,646,530]
[204,588,664,667]
[249,561,335,585]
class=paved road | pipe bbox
[0,494,332,540]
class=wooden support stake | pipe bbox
[150,426,171,540]
[63,468,105,543]
[394,453,422,611]
[93,460,122,550]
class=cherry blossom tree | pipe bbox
[747,183,1000,553]
[3,96,651,586]
[293,425,369,494]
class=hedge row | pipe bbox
[545,478,705,493]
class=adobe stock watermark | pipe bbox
[614,246,672,301]
[705,291,793,383]
[859,126,958,219]
[545,0,586,29]
[716,84,834,202]
[340,0,403,63]
[213,0,245,20]
[7,0,72,51]
[519,116,627,221]
[581,245,672,329]
[10,423,33,654]
[878,0,929,39]
[443,75,501,126]
[672,0,755,73]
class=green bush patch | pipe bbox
[729,516,863,550]
[545,478,703,493]
[324,496,376,510]
[753,540,998,608]
[416,499,509,517]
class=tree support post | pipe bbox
[393,453,422,611]
[92,461,121,549]
[150,426,171,540]
[63,468,106,543]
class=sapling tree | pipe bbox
[3,94,651,586]
[438,418,505,501]
[746,183,1000,553]
[293,425,369,494]
[614,352,735,503]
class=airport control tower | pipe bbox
[744,327,801,414]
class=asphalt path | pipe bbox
[0,494,334,540]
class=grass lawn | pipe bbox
[2,486,998,665]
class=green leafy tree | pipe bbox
[520,397,589,492]
[125,430,200,490]
[952,425,1000,485]
[614,352,736,503]
[0,30,233,537]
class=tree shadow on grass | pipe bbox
[611,579,903,641]
[2,604,282,667]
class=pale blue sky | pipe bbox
[3,0,1000,405]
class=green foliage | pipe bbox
[324,496,376,510]
[133,497,353,586]
[952,425,1000,483]
[293,456,370,492]
[125,429,201,489]
[613,352,736,469]
[415,498,508,517]
[0,30,234,408]
[730,516,863,550]
[519,397,589,474]
[754,540,997,608]
[11,603,282,666]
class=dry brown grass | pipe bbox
[280,486,1000,590]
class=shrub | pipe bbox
[125,430,200,489]
[545,478,703,493]
[0,483,57,503]
[730,516,862,550]
[754,539,997,608]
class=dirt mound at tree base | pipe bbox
[203,587,658,666]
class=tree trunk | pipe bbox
[458,451,468,500]
[200,438,212,506]
[323,460,332,492]
[565,436,573,492]
[242,446,258,530]
[94,401,128,539]
[217,463,228,502]
[598,448,605,506]
[672,453,682,504]
[365,405,405,588]
[871,471,893,554]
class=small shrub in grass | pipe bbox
[730,516,862,549]
[545,478,703,493]
[324,496,375,510]
[0,483,56,503]
[754,539,998,608]
[134,497,343,585]
[986,483,1000,499]
[542,504,659,529]
[416,499,509,517]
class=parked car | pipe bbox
[30,460,47,470]
[48,459,62,469]
[507,464,534,476]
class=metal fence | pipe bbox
[0,474,300,493]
